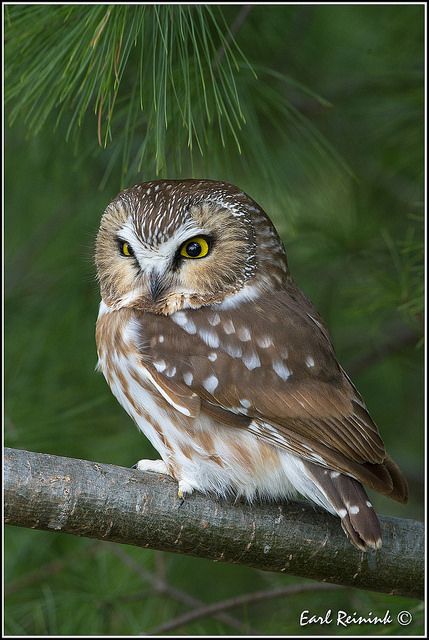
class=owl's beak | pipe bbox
[148,269,168,303]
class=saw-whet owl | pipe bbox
[95,179,408,551]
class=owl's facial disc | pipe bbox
[95,184,258,315]
[111,218,217,312]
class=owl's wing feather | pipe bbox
[139,286,406,501]
[144,362,201,418]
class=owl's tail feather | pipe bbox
[384,455,409,503]
[304,461,382,551]
[357,455,408,503]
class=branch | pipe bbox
[214,5,253,68]
[109,545,260,635]
[146,583,342,636]
[347,323,421,375]
[4,448,423,600]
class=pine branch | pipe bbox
[213,5,253,68]
[4,5,346,185]
[347,323,421,375]
[4,448,423,600]
[4,5,250,178]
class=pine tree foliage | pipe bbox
[5,4,423,325]
[5,4,423,323]
[5,5,424,636]
[5,4,339,182]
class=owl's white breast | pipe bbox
[96,302,178,462]
[95,301,335,508]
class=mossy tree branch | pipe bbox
[4,447,423,599]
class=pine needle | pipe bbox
[5,4,346,184]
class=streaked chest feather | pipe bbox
[95,304,310,500]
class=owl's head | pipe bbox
[95,179,288,314]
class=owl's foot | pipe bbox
[177,480,194,507]
[132,459,169,474]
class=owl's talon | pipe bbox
[177,486,185,509]
[177,480,194,505]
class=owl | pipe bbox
[95,179,408,551]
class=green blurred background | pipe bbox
[5,4,424,636]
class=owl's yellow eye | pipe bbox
[119,241,134,257]
[180,237,210,259]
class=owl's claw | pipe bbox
[177,480,194,507]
